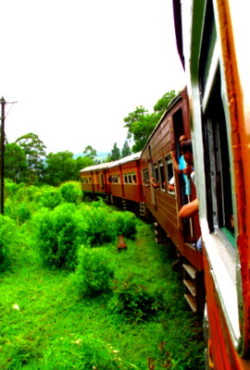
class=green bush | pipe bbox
[15,184,42,202]
[75,334,118,369]
[113,211,137,238]
[59,182,82,203]
[0,215,19,272]
[15,202,32,223]
[39,188,62,209]
[83,206,116,246]
[109,283,164,322]
[5,197,36,224]
[33,203,87,270]
[73,246,114,297]
[4,179,25,199]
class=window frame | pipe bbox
[165,155,175,196]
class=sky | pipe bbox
[1,0,185,155]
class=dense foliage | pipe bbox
[0,214,20,272]
[5,133,96,186]
[33,198,137,270]
[0,180,204,369]
[74,246,114,297]
[5,143,28,183]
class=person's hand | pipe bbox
[183,165,193,175]
[170,150,175,159]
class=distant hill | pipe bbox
[74,152,109,162]
[95,152,109,162]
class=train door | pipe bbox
[172,108,198,242]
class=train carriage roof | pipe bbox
[79,152,141,173]
[79,161,116,173]
[108,152,141,169]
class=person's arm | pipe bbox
[179,198,199,218]
[170,151,182,174]
[168,183,175,191]
[150,177,159,188]
[183,165,194,175]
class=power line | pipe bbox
[5,101,17,119]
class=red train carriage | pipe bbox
[108,152,144,212]
[141,88,204,313]
[80,162,114,198]
[173,0,250,367]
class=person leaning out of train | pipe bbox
[179,198,199,218]
[170,135,193,196]
[150,177,160,188]
[170,135,187,173]
[178,140,202,251]
[178,140,196,211]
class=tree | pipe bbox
[129,113,160,152]
[109,143,121,161]
[124,106,148,139]
[153,90,176,115]
[44,151,95,186]
[45,151,77,186]
[123,91,176,152]
[5,143,27,183]
[15,133,46,184]
[83,145,97,160]
[121,140,131,158]
[75,155,95,174]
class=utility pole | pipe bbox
[0,97,5,215]
[0,97,17,215]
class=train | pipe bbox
[80,0,250,368]
[80,89,205,312]
[172,0,250,368]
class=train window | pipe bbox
[165,155,175,196]
[158,160,166,191]
[132,174,137,183]
[202,73,235,243]
[124,175,128,183]
[143,169,149,185]
[128,174,132,184]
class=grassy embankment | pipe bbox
[0,181,204,369]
